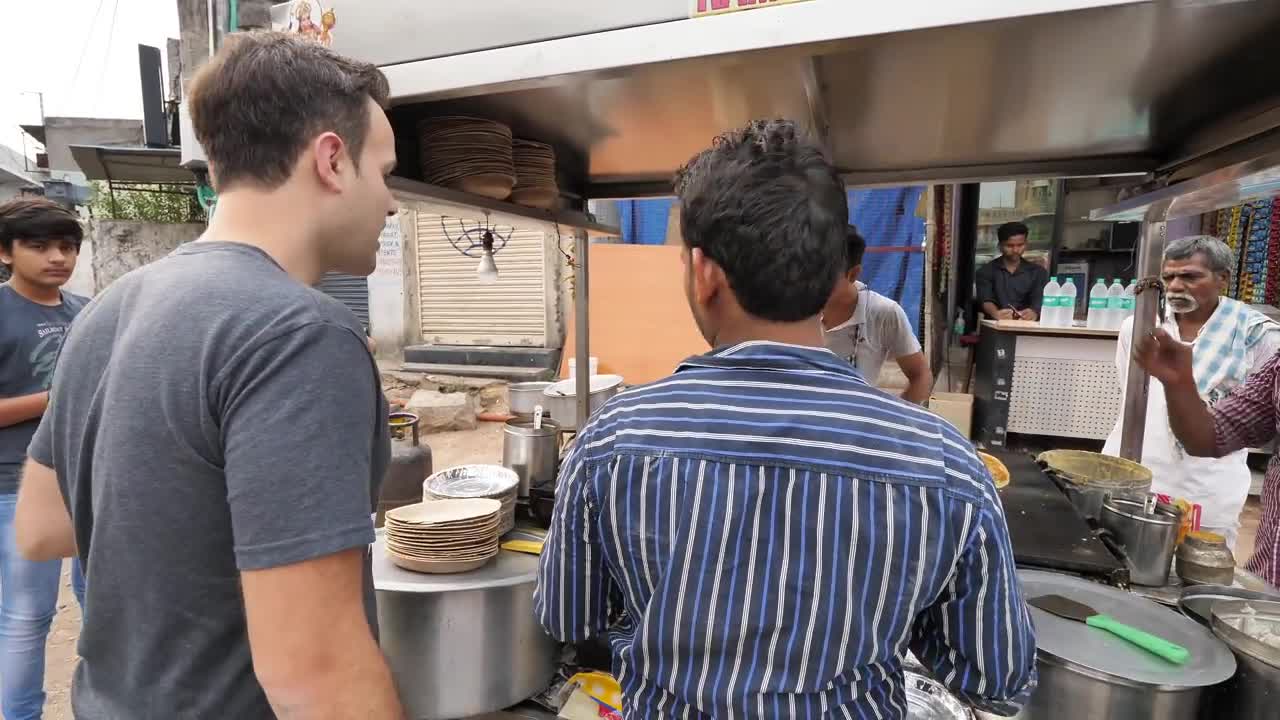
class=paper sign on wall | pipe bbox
[691,0,814,18]
[374,215,403,280]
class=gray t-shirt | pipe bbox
[0,285,88,493]
[29,241,390,720]
[823,282,922,385]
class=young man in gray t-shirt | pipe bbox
[822,225,931,403]
[14,34,406,719]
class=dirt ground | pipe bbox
[34,428,1270,719]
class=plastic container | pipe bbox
[1059,278,1078,326]
[1106,279,1126,330]
[1123,280,1137,325]
[1041,276,1062,326]
[1087,279,1110,329]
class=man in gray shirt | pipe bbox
[14,33,406,719]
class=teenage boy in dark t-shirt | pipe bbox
[0,197,87,720]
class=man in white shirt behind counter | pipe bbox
[823,225,932,403]
[1104,234,1280,549]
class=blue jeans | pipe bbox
[0,492,85,720]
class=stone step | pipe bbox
[403,344,560,370]
[400,362,553,383]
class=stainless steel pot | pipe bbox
[1099,497,1180,586]
[1010,569,1236,720]
[508,382,551,417]
[503,417,561,498]
[1206,599,1280,719]
[1179,585,1280,628]
[542,375,623,430]
[373,537,559,720]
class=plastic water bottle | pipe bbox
[1041,276,1061,326]
[952,309,965,340]
[1060,278,1078,327]
[1122,280,1137,324]
[1106,279,1126,329]
[1087,279,1109,329]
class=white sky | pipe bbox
[0,0,180,163]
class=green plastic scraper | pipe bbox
[1028,594,1190,665]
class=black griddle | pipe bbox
[989,449,1126,583]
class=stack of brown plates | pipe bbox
[384,499,501,574]
[511,139,559,209]
[418,116,515,200]
[423,465,519,535]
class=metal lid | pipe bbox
[372,534,539,593]
[1211,599,1280,669]
[544,374,624,397]
[1020,569,1236,688]
[1101,497,1180,527]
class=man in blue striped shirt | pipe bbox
[535,120,1037,719]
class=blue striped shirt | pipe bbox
[535,341,1036,719]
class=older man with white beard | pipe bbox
[1104,235,1280,549]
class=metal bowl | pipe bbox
[541,374,624,429]
[423,465,520,534]
[1180,585,1280,627]
[905,671,974,720]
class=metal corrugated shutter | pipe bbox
[318,273,370,329]
[416,212,547,346]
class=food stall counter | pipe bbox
[373,537,560,720]
[975,319,1121,448]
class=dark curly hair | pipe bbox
[673,119,847,322]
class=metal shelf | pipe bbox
[388,176,619,237]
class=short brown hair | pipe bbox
[188,31,390,190]
[0,198,84,253]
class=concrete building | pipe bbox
[22,117,145,191]
[0,144,41,203]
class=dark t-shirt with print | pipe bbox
[0,284,88,493]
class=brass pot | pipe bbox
[1176,531,1235,586]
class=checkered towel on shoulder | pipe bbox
[1191,296,1280,404]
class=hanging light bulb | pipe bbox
[476,230,499,284]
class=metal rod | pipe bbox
[574,229,590,430]
[1118,201,1171,461]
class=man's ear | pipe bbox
[690,248,723,306]
[311,131,348,193]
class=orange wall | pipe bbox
[560,244,708,385]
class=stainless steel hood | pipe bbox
[321,0,1280,194]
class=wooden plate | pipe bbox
[388,548,499,574]
[386,499,501,526]
[387,541,499,561]
[456,174,516,199]
[511,187,559,209]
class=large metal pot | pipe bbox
[1099,497,1180,586]
[508,382,551,417]
[503,417,560,498]
[1205,599,1280,719]
[373,537,559,720]
[1010,569,1235,720]
[541,374,623,430]
[1037,450,1152,522]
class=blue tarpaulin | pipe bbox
[613,187,927,337]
